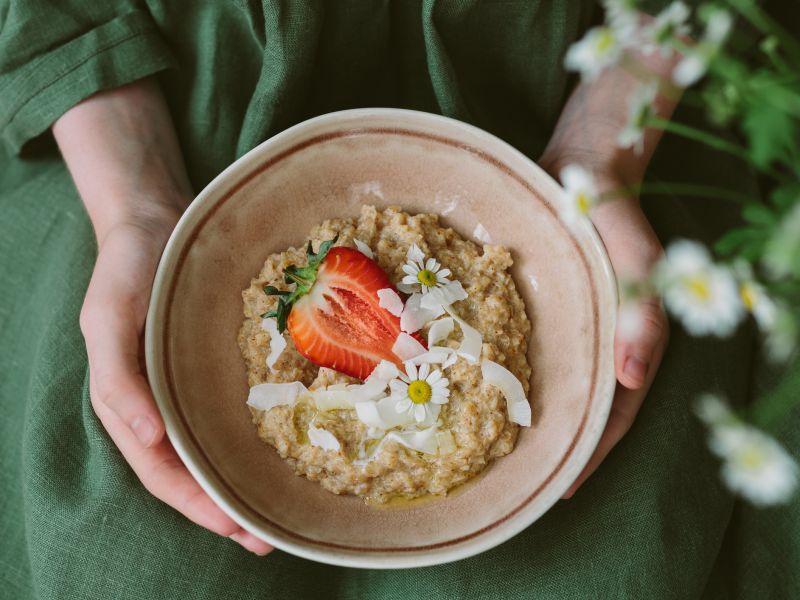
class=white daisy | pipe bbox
[558,165,599,224]
[673,8,733,87]
[654,240,744,336]
[603,0,640,41]
[398,245,467,312]
[641,1,691,57]
[564,26,623,81]
[617,81,659,154]
[695,395,798,506]
[390,361,450,424]
[733,261,777,331]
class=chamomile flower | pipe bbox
[733,261,777,330]
[390,361,450,424]
[654,240,744,336]
[398,245,468,312]
[603,0,639,41]
[673,8,733,87]
[559,165,599,224]
[642,1,691,57]
[617,81,659,154]
[695,395,798,507]
[565,26,623,81]
[400,244,452,292]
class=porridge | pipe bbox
[238,205,532,503]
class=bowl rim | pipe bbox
[145,107,617,569]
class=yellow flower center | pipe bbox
[576,192,592,215]
[687,276,710,301]
[740,284,757,311]
[596,28,616,54]
[408,380,432,404]
[737,444,765,470]
[417,269,438,287]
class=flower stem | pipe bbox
[645,116,786,180]
[604,181,754,205]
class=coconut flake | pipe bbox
[443,305,482,363]
[354,239,374,259]
[311,389,356,411]
[409,346,456,366]
[428,317,454,346]
[308,426,341,451]
[400,292,445,333]
[261,317,287,371]
[407,243,426,264]
[392,332,427,361]
[247,381,308,411]
[481,359,531,426]
[420,281,468,310]
[377,288,404,317]
[385,426,440,454]
[355,396,416,430]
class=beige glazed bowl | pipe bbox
[145,108,617,569]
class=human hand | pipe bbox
[54,79,272,555]
[560,179,669,498]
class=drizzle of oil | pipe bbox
[365,468,488,510]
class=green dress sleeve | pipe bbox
[0,2,175,155]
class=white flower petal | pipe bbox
[377,288,404,317]
[481,359,531,426]
[307,426,341,452]
[396,281,417,294]
[444,305,482,363]
[261,317,287,371]
[413,404,427,422]
[402,263,420,277]
[247,381,308,411]
[407,244,426,264]
[353,239,374,259]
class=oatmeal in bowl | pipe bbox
[239,205,532,504]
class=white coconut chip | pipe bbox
[443,305,482,363]
[409,346,456,366]
[247,381,308,411]
[311,389,356,411]
[392,331,427,361]
[407,243,426,263]
[481,359,531,426]
[307,426,341,451]
[420,281,468,310]
[355,396,416,430]
[261,317,287,371]
[400,292,445,333]
[427,317,454,346]
[385,426,440,454]
[377,288,404,317]
[353,238,374,259]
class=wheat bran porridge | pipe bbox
[238,205,532,503]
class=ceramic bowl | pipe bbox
[145,108,617,569]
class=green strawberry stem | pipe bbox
[261,235,338,332]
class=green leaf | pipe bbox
[742,203,778,226]
[771,184,800,210]
[263,285,289,296]
[741,100,794,168]
[714,227,765,256]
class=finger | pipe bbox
[615,297,667,389]
[93,395,273,553]
[80,233,165,447]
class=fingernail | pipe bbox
[131,416,156,447]
[623,355,648,387]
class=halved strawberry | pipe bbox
[264,237,425,380]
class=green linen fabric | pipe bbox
[0,1,797,599]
